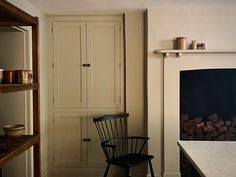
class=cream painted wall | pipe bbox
[6,1,48,177]
[0,29,28,177]
[148,7,236,177]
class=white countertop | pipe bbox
[178,141,236,177]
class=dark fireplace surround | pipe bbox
[180,69,236,176]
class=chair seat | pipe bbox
[108,153,154,167]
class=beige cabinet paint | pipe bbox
[53,22,87,109]
[87,116,106,167]
[53,112,106,168]
[53,21,122,110]
[86,21,121,109]
[53,113,87,167]
[49,15,124,177]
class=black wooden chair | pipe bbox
[93,113,155,177]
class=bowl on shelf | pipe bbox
[3,124,25,138]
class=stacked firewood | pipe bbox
[180,113,236,141]
[180,113,236,177]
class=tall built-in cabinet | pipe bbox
[0,1,40,177]
[49,16,124,177]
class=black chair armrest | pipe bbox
[128,136,150,140]
[102,143,116,148]
[102,137,149,156]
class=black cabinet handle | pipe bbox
[82,64,91,67]
[83,138,91,142]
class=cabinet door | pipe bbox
[87,22,122,109]
[53,22,87,109]
[53,113,87,167]
[87,116,106,167]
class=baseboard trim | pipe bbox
[163,172,181,177]
[147,173,162,177]
[42,168,49,177]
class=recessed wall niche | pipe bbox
[180,69,236,118]
[180,69,236,177]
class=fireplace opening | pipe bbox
[180,69,236,177]
[181,69,236,118]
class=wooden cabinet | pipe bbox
[49,16,124,177]
[87,116,106,167]
[53,113,106,168]
[86,21,122,109]
[53,22,87,109]
[53,113,87,167]
[0,1,40,177]
[52,20,122,110]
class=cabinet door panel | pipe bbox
[53,22,87,109]
[87,22,121,109]
[53,113,87,167]
[87,116,106,167]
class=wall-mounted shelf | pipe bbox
[0,83,39,94]
[154,49,236,58]
[0,135,39,166]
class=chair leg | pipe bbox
[149,160,155,177]
[104,163,110,177]
[125,167,129,177]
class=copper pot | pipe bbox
[0,69,3,84]
[3,70,15,84]
[16,70,33,84]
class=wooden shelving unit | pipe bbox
[0,1,40,177]
[154,49,236,58]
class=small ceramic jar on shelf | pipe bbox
[175,37,187,50]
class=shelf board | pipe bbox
[0,83,39,93]
[153,49,236,58]
[0,135,40,166]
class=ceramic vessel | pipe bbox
[3,124,25,138]
[176,37,187,50]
